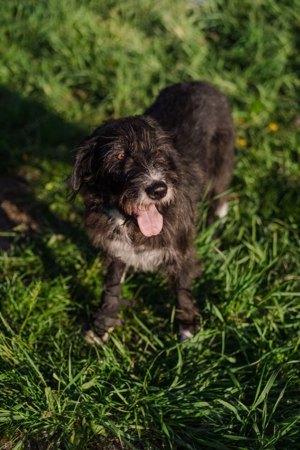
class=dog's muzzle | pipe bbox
[145,181,168,200]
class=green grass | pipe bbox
[0,0,300,448]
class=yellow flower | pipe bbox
[237,138,247,147]
[268,122,279,132]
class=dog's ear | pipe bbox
[69,136,97,194]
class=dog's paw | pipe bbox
[85,329,104,346]
[178,322,199,342]
[84,314,124,345]
[84,328,114,345]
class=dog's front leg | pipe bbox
[85,259,126,344]
[173,250,201,341]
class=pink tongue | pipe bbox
[135,204,163,237]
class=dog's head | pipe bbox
[70,116,180,237]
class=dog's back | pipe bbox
[145,81,235,213]
[145,81,234,158]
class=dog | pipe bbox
[70,81,235,343]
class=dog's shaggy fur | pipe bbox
[70,81,235,342]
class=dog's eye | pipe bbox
[116,151,125,160]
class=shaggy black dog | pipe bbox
[70,81,235,343]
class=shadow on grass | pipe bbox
[0,85,87,240]
[0,85,102,330]
[0,84,86,243]
[0,85,85,169]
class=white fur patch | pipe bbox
[120,267,127,283]
[147,169,164,182]
[179,327,194,341]
[107,239,172,271]
[216,202,228,220]
[106,208,125,226]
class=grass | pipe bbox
[0,0,299,448]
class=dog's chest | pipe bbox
[106,238,171,271]
[90,209,175,271]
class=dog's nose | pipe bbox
[145,181,168,200]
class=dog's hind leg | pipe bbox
[85,259,126,344]
[170,249,201,341]
[208,194,229,226]
[207,128,235,225]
